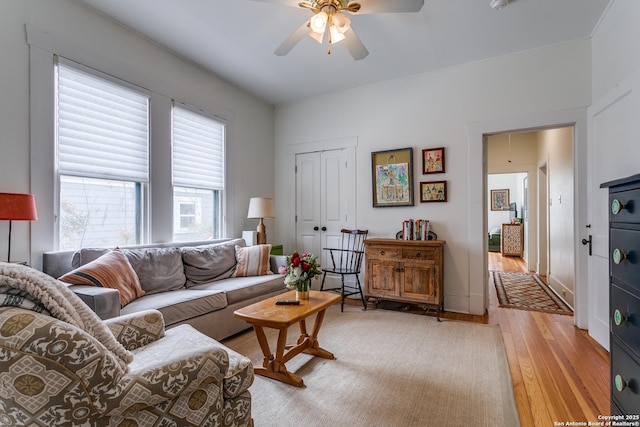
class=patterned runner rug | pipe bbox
[492,271,573,315]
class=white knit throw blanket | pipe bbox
[0,262,133,371]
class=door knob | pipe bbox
[581,235,592,256]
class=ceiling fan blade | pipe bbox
[248,0,300,6]
[275,21,312,56]
[355,0,424,14]
[343,29,369,60]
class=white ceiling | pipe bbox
[77,0,610,105]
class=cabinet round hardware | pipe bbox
[321,226,327,231]
[416,253,422,258]
[380,251,385,255]
[613,309,627,326]
[612,248,626,264]
[611,198,626,215]
[614,374,627,392]
[313,226,319,231]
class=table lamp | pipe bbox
[247,197,275,245]
[0,193,38,263]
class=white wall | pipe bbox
[0,0,275,266]
[274,40,592,314]
[487,173,525,232]
[538,127,574,306]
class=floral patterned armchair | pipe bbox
[0,307,254,426]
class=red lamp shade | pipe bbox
[0,193,38,221]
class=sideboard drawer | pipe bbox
[366,246,400,259]
[611,338,640,413]
[610,228,640,293]
[402,248,439,261]
[611,285,640,359]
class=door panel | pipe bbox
[296,148,355,288]
[587,70,640,350]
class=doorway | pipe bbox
[485,128,575,308]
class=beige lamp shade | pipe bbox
[247,198,275,245]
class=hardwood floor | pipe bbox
[482,253,609,425]
[356,252,610,425]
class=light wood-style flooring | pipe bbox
[461,253,609,425]
[357,252,610,425]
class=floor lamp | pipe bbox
[247,197,275,245]
[0,193,38,263]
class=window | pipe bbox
[56,59,149,250]
[172,105,225,241]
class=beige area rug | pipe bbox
[223,305,520,427]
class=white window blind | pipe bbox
[172,105,225,190]
[56,60,149,182]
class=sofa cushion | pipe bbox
[122,247,186,295]
[190,275,285,305]
[232,244,273,277]
[182,239,245,287]
[120,289,227,327]
[59,248,145,307]
[71,247,110,268]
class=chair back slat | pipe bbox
[337,229,368,273]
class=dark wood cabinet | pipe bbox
[364,239,445,319]
[601,173,640,415]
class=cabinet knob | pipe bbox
[313,226,319,231]
[614,374,627,392]
[611,198,627,215]
[613,309,627,326]
[380,250,385,256]
[612,248,626,264]
[415,252,422,259]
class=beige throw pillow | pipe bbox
[232,244,273,277]
[59,248,145,307]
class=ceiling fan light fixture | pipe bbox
[331,12,351,33]
[329,24,346,44]
[310,11,328,33]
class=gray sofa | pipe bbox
[43,238,288,341]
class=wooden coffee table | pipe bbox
[233,290,341,387]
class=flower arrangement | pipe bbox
[278,251,322,291]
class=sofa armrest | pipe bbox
[70,285,121,320]
[0,307,124,416]
[270,254,287,274]
[104,309,165,351]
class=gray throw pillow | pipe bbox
[71,248,110,268]
[182,238,245,287]
[122,247,186,295]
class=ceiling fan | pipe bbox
[251,0,425,60]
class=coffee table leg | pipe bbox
[252,325,305,387]
[302,309,335,360]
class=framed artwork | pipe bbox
[420,181,447,202]
[371,147,414,207]
[422,147,445,174]
[490,189,510,211]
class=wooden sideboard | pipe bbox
[364,239,445,320]
[501,223,523,257]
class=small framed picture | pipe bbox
[490,189,510,211]
[422,147,445,174]
[420,181,447,202]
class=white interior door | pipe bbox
[296,149,355,288]
[586,69,640,350]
